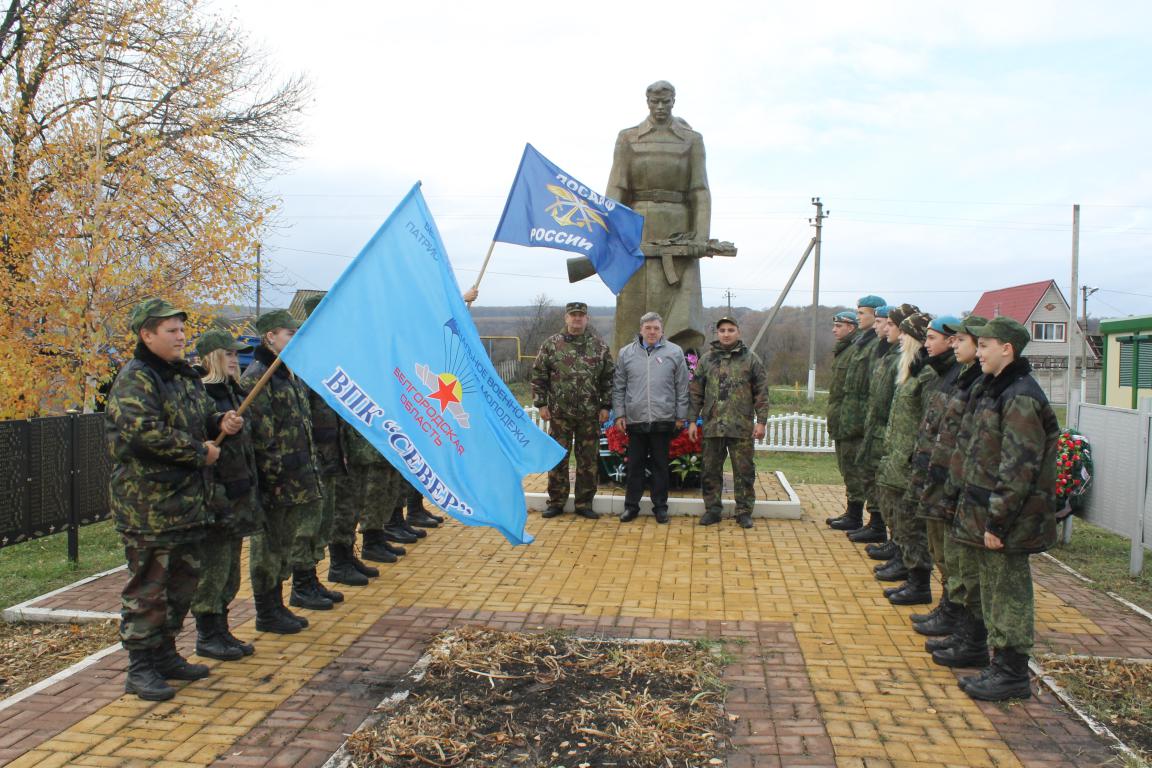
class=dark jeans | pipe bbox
[624,423,674,513]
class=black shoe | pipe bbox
[407,505,441,528]
[273,582,308,628]
[911,589,948,623]
[828,501,864,530]
[382,540,406,557]
[541,506,564,519]
[654,508,669,524]
[328,543,370,586]
[866,540,897,561]
[575,508,600,520]
[874,556,909,582]
[887,568,932,605]
[310,569,344,603]
[699,510,721,526]
[195,614,243,661]
[934,614,990,669]
[361,530,399,563]
[924,633,961,653]
[408,492,444,523]
[620,509,639,523]
[152,639,210,680]
[964,649,1030,701]
[825,501,854,526]
[219,611,255,656]
[290,570,333,611]
[391,507,427,539]
[254,589,302,634]
[848,513,886,543]
[125,649,175,701]
[350,551,379,578]
[736,513,753,529]
[914,597,964,636]
[383,525,418,544]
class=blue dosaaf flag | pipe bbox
[493,143,644,294]
[280,184,565,545]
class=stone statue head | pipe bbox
[645,81,675,125]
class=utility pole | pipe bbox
[1067,204,1079,408]
[1081,285,1098,403]
[255,243,262,317]
[723,289,734,313]
[807,197,827,402]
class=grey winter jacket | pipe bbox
[612,336,690,426]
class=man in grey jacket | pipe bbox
[613,312,690,523]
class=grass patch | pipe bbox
[756,451,841,485]
[1042,656,1152,764]
[1050,519,1152,614]
[768,386,829,417]
[0,520,123,610]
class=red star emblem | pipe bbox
[429,374,461,411]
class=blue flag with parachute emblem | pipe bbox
[492,143,644,294]
[279,183,565,545]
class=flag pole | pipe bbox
[467,240,497,307]
[210,355,283,446]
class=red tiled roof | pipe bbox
[970,280,1056,323]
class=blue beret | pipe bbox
[857,295,886,309]
[875,305,892,318]
[833,310,859,325]
[930,315,963,336]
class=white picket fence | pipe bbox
[522,407,834,453]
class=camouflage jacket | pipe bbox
[689,340,769,438]
[906,350,959,512]
[826,331,858,440]
[856,340,899,469]
[345,423,389,468]
[106,343,218,540]
[876,349,938,491]
[204,378,264,536]
[836,328,878,441]
[531,332,614,420]
[241,345,323,506]
[309,390,349,478]
[921,363,984,520]
[950,358,1060,553]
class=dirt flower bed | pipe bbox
[0,620,119,699]
[1042,656,1152,763]
[347,627,732,767]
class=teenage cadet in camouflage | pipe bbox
[874,311,937,606]
[107,299,243,701]
[242,309,327,632]
[532,301,614,520]
[825,310,858,524]
[828,295,886,532]
[688,317,768,528]
[918,317,992,669]
[849,305,901,546]
[950,317,1059,702]
[191,331,262,663]
[338,427,408,564]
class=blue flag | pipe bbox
[280,184,565,545]
[493,143,644,294]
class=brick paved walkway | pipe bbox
[0,483,1143,767]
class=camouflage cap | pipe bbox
[900,312,931,342]
[857,294,887,309]
[129,298,187,333]
[302,293,327,317]
[875,305,892,318]
[195,329,252,358]
[833,310,858,325]
[951,315,989,336]
[254,309,300,335]
[969,316,1030,352]
[929,315,963,336]
[887,302,920,328]
[715,316,739,328]
[565,301,588,314]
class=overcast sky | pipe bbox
[221,0,1152,321]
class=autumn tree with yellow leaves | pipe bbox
[0,0,308,417]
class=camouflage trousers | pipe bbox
[925,518,949,584]
[977,549,1034,655]
[547,416,600,509]
[330,470,364,547]
[120,535,202,650]
[876,484,901,546]
[947,537,982,613]
[312,475,339,564]
[190,527,242,616]
[702,436,756,516]
[249,498,323,592]
[358,462,405,531]
[834,437,867,504]
[289,498,325,571]
[895,498,931,570]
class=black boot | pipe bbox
[274,581,308,628]
[125,648,175,701]
[407,499,441,528]
[382,518,418,544]
[220,610,255,656]
[361,530,399,563]
[825,500,853,526]
[152,637,210,680]
[874,554,909,582]
[829,500,864,531]
[866,539,897,561]
[964,648,1031,701]
[290,569,334,611]
[390,506,426,539]
[310,568,344,603]
[195,614,243,661]
[888,567,932,605]
[409,488,444,523]
[924,630,962,653]
[254,588,302,634]
[328,543,370,586]
[848,508,886,543]
[934,614,990,669]
[350,547,379,578]
[911,587,949,623]
[914,595,964,636]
